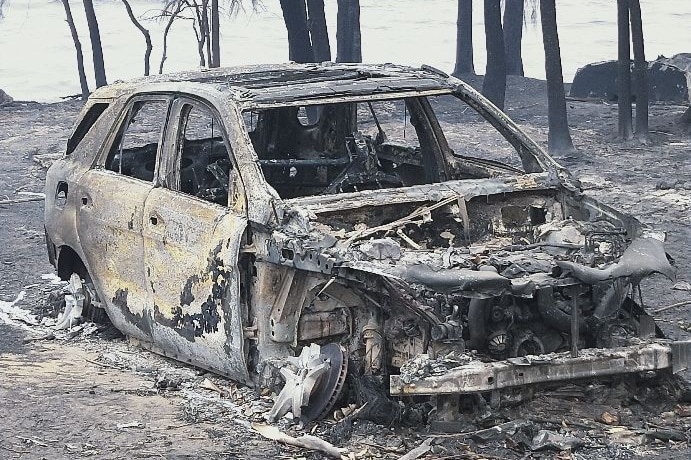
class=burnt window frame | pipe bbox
[162,95,243,209]
[240,87,554,198]
[449,87,545,173]
[98,94,173,184]
[240,95,450,199]
[66,102,110,155]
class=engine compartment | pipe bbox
[255,186,675,424]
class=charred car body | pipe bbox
[45,63,686,424]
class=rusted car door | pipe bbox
[141,96,249,382]
[76,97,171,341]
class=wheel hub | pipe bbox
[267,343,348,424]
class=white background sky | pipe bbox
[0,0,689,101]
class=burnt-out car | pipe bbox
[45,63,687,424]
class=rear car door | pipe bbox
[77,96,171,341]
[142,97,249,382]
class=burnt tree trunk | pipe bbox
[83,0,107,87]
[121,0,152,76]
[453,0,474,75]
[617,0,633,140]
[482,0,506,110]
[190,0,207,67]
[629,0,648,138]
[202,0,211,66]
[190,11,206,66]
[210,0,220,67]
[61,0,90,99]
[279,0,313,63]
[540,0,574,153]
[503,0,524,76]
[307,0,331,62]
[336,0,362,63]
[159,2,183,74]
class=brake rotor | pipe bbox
[301,343,348,422]
[267,343,348,424]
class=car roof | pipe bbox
[90,63,457,109]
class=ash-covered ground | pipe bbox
[1,76,690,459]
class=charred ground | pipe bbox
[1,76,690,459]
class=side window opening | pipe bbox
[105,99,168,181]
[177,104,233,206]
[66,102,109,155]
[357,99,430,187]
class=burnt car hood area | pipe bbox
[42,63,688,428]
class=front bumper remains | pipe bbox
[390,341,691,396]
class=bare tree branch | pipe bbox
[60,0,90,99]
[189,0,207,66]
[159,1,185,74]
[155,0,264,71]
[121,0,153,76]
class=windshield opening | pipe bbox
[428,94,528,172]
[243,93,532,199]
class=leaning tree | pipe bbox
[83,0,107,87]
[159,1,184,73]
[61,0,90,99]
[122,0,153,76]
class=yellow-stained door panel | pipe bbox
[76,170,154,341]
[142,187,249,382]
